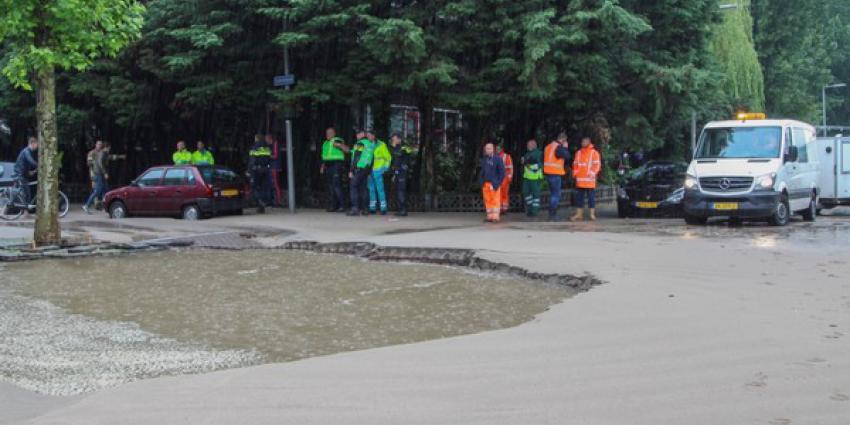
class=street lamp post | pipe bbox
[823,83,847,136]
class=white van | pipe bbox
[815,136,850,211]
[683,115,819,226]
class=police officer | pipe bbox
[173,140,192,165]
[192,140,215,165]
[248,134,273,213]
[390,133,416,216]
[347,129,374,216]
[319,126,350,212]
[12,137,38,208]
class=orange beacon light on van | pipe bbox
[736,112,767,121]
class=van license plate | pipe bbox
[712,202,739,210]
[635,202,658,209]
[221,189,239,197]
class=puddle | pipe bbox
[0,250,569,395]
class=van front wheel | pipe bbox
[768,195,790,226]
[801,193,816,222]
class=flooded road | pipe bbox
[0,250,569,395]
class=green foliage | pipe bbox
[753,0,833,123]
[0,0,146,90]
[10,0,843,194]
[709,1,765,111]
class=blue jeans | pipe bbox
[575,188,596,208]
[368,168,388,212]
[84,174,108,208]
[546,174,563,215]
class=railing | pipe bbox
[62,182,614,213]
[295,185,615,212]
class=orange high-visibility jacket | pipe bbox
[543,142,566,175]
[499,151,514,181]
[572,144,601,189]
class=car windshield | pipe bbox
[695,126,782,159]
[628,162,687,182]
[200,167,240,185]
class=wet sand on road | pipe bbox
[3,208,850,424]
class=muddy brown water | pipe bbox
[2,250,570,363]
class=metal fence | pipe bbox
[64,182,614,213]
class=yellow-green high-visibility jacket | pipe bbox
[173,149,193,165]
[372,140,391,170]
[192,149,215,165]
[321,137,345,161]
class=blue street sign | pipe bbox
[273,74,296,87]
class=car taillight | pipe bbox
[206,185,214,197]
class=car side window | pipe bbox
[137,169,164,187]
[791,128,808,163]
[163,168,188,186]
[187,170,196,185]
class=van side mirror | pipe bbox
[784,146,798,163]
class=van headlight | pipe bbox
[754,173,775,191]
[684,174,699,190]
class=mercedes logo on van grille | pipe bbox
[719,178,732,191]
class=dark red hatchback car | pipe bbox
[104,165,244,220]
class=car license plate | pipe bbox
[221,189,239,197]
[712,202,739,210]
[635,202,658,209]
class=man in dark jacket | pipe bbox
[479,142,506,223]
[12,137,38,207]
[390,133,416,216]
[248,134,273,213]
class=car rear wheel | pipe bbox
[801,192,816,222]
[684,213,707,225]
[109,201,127,219]
[768,194,790,226]
[182,204,201,220]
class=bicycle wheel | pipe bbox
[58,190,70,218]
[0,188,24,220]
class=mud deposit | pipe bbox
[0,250,569,396]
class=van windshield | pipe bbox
[695,126,782,159]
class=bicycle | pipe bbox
[0,180,70,220]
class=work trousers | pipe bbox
[394,170,408,212]
[349,167,371,212]
[482,182,501,222]
[324,162,345,211]
[368,167,388,212]
[500,178,511,212]
[522,178,542,216]
[252,168,273,206]
[574,188,596,208]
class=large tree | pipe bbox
[0,0,144,245]
[752,0,833,123]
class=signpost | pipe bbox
[277,18,296,213]
[273,74,295,87]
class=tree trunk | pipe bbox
[34,67,62,246]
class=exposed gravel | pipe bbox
[0,284,262,396]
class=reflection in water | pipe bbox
[752,235,778,248]
[1,250,569,395]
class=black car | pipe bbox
[617,161,688,218]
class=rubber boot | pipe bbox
[589,208,596,221]
[569,208,583,222]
